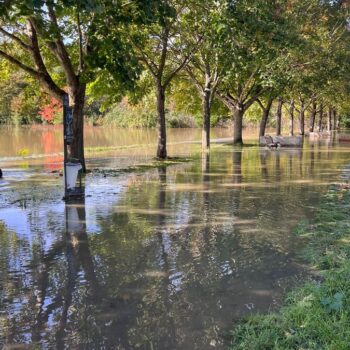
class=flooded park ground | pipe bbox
[1,126,350,349]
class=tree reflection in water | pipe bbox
[1,144,350,349]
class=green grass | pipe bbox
[229,185,350,350]
[91,157,193,176]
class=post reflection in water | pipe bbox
[1,139,350,349]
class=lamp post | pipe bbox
[63,94,84,200]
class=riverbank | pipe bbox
[229,165,350,350]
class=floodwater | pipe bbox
[0,126,350,349]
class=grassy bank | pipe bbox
[229,181,350,350]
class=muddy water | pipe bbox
[0,126,235,169]
[0,127,350,349]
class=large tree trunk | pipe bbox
[156,83,167,159]
[202,89,211,151]
[309,100,316,132]
[70,83,86,171]
[299,99,305,135]
[318,104,323,132]
[327,107,332,131]
[233,105,244,145]
[276,98,283,136]
[259,98,274,137]
[289,99,294,136]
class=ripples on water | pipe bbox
[0,128,350,349]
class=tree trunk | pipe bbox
[299,99,305,135]
[202,89,211,151]
[156,82,167,159]
[318,104,323,132]
[309,100,316,132]
[259,98,274,137]
[327,107,332,131]
[276,98,283,136]
[70,83,86,171]
[233,105,244,145]
[333,109,338,130]
[289,100,294,136]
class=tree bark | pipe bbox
[327,107,332,131]
[299,99,305,135]
[202,89,211,151]
[156,82,167,159]
[70,83,86,171]
[309,100,316,132]
[289,99,294,136]
[259,98,274,137]
[276,98,283,136]
[233,105,244,145]
[333,109,338,130]
[318,104,323,132]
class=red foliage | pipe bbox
[39,97,62,124]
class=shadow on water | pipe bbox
[1,138,350,349]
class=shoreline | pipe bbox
[229,165,350,349]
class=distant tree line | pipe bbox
[0,0,349,169]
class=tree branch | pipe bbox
[158,26,170,78]
[185,66,204,94]
[163,36,203,88]
[257,98,265,110]
[0,49,40,77]
[76,9,84,74]
[0,26,31,51]
[243,90,263,111]
[46,3,78,91]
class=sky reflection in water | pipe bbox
[0,136,350,349]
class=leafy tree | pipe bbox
[216,0,295,145]
[126,0,202,158]
[181,0,224,151]
[0,0,153,170]
[0,61,43,124]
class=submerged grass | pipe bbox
[229,184,350,350]
[91,157,193,176]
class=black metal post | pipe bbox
[63,93,84,200]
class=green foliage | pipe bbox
[102,97,157,128]
[0,0,349,131]
[101,95,199,128]
[341,115,350,128]
[0,62,43,124]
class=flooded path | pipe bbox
[1,127,350,349]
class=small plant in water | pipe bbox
[17,148,29,157]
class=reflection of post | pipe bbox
[66,197,100,294]
[56,197,99,347]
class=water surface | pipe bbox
[0,127,350,349]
